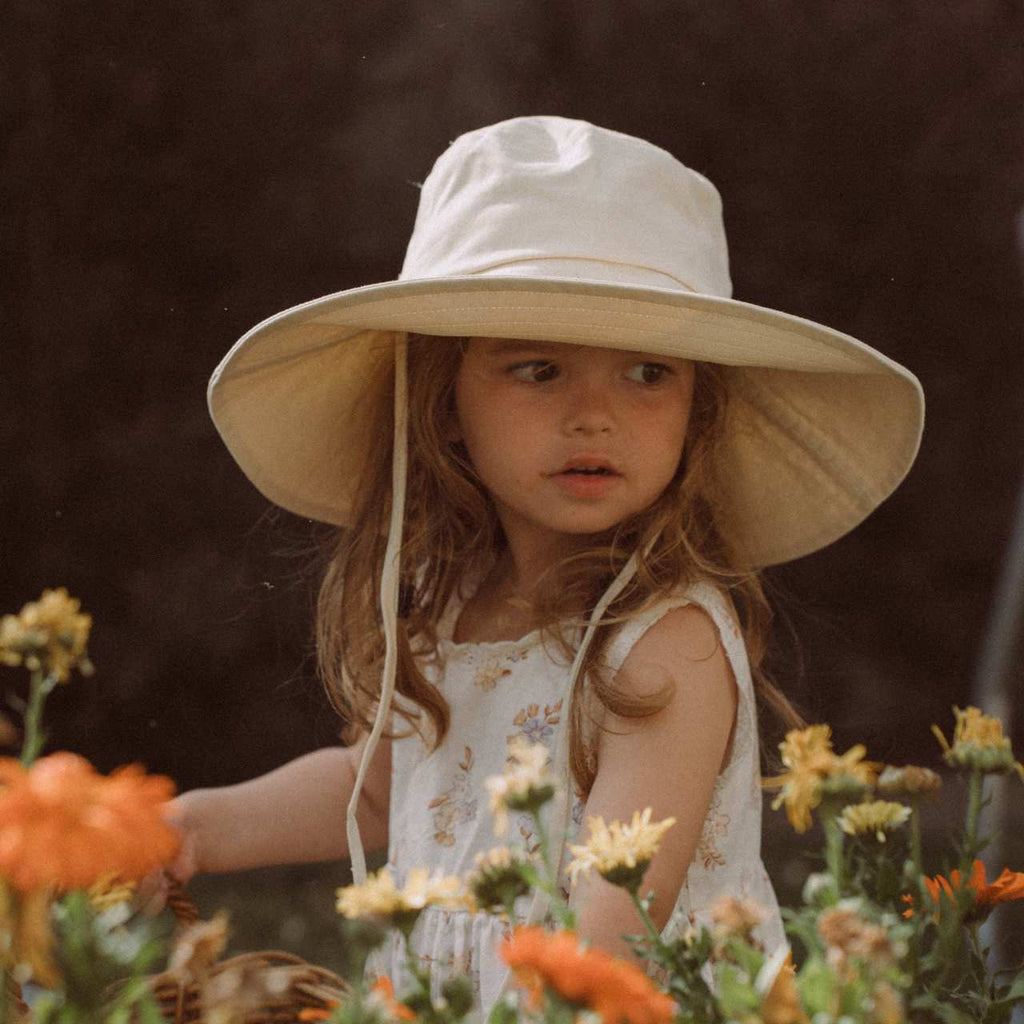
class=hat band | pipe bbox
[443,256,700,293]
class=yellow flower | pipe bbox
[838,800,911,842]
[762,725,877,833]
[483,736,555,835]
[467,845,531,914]
[0,589,93,682]
[0,882,59,988]
[566,808,675,889]
[336,867,465,926]
[86,873,138,911]
[932,706,1024,778]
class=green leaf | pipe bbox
[988,970,1024,1011]
[796,957,836,1017]
[714,965,759,1018]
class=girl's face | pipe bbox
[454,337,695,564]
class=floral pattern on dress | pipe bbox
[473,660,511,691]
[472,647,530,691]
[570,790,585,829]
[418,918,475,976]
[428,745,478,847]
[696,786,730,870]
[516,819,542,857]
[377,583,786,1011]
[509,700,562,747]
[420,948,474,976]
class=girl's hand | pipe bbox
[163,795,201,883]
[134,797,199,915]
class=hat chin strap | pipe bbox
[346,333,408,885]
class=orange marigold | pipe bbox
[370,976,416,1021]
[0,752,179,891]
[500,927,675,1024]
[903,859,1024,918]
[297,978,411,1022]
[759,950,809,1024]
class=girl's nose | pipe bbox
[563,378,615,436]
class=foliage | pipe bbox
[1,590,1023,1024]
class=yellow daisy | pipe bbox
[0,588,93,682]
[566,808,676,889]
[336,867,466,927]
[483,736,555,835]
[838,800,911,842]
[932,706,1024,779]
[467,846,532,914]
[762,725,877,833]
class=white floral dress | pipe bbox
[365,579,785,1010]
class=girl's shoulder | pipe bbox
[603,580,748,681]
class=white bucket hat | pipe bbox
[209,115,923,569]
[207,116,924,913]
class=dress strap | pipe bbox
[603,582,754,702]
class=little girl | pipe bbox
[175,116,924,1009]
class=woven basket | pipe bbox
[6,881,349,1024]
[145,881,349,1024]
[149,948,348,1024]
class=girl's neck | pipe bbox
[451,549,575,645]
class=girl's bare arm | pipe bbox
[569,604,736,960]
[169,732,391,878]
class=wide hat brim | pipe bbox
[208,273,924,568]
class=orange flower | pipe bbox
[500,927,675,1024]
[975,863,1024,908]
[297,978,412,1022]
[759,951,808,1024]
[370,976,416,1021]
[903,860,1024,918]
[298,1007,334,1022]
[0,752,179,891]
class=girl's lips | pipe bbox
[550,469,622,498]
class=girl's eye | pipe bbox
[509,361,559,383]
[625,362,673,385]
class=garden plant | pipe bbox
[1,589,1023,1023]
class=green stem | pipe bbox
[528,808,576,929]
[823,810,845,894]
[20,669,57,766]
[629,888,664,949]
[964,769,984,868]
[399,923,437,1020]
[904,800,923,981]
[909,799,923,878]
[503,896,518,925]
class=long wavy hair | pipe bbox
[317,333,802,798]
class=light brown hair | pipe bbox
[317,333,802,798]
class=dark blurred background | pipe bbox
[4,0,1024,963]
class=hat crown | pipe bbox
[400,116,733,296]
